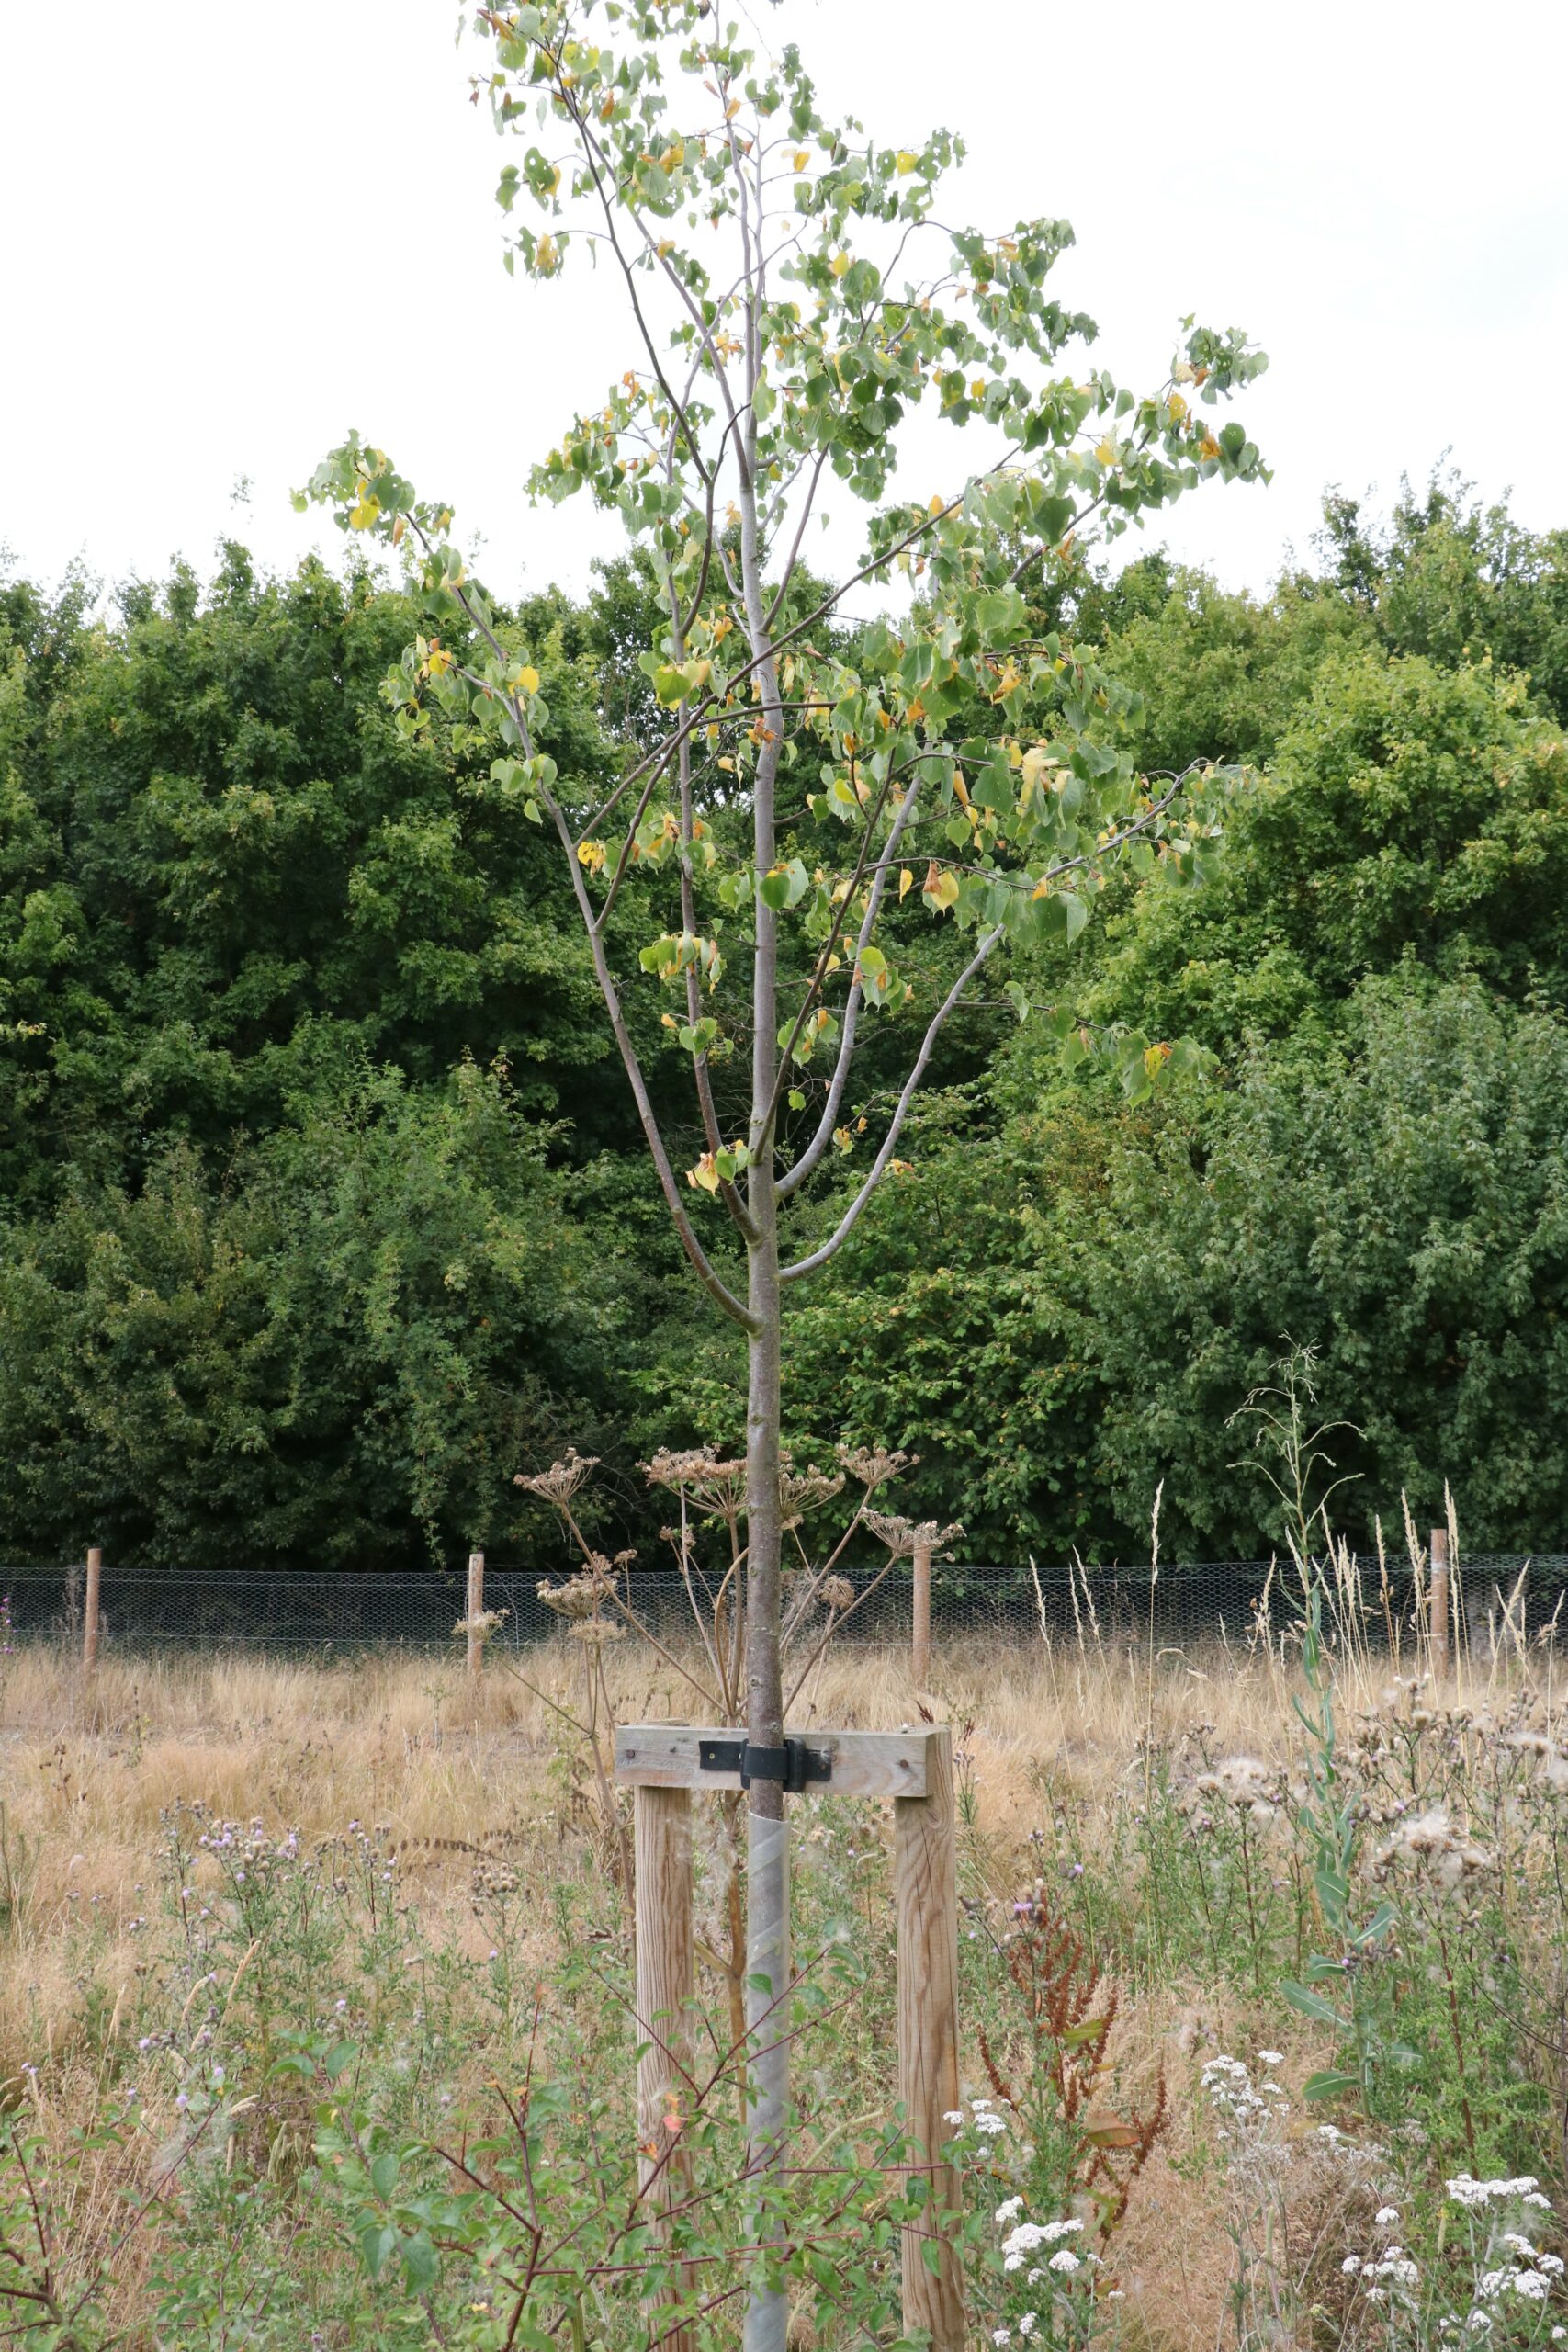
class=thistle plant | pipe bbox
[1280,1575,1414,2110]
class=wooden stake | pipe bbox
[1430,1526,1450,1682]
[83,1546,102,1674]
[635,1784,694,2352]
[911,1539,932,1687]
[896,1724,963,2352]
[466,1550,485,1679]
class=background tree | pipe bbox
[299,3,1266,2325]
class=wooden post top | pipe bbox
[615,1723,943,1801]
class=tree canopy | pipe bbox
[3,469,1566,1566]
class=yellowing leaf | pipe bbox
[1199,431,1222,459]
[923,864,960,912]
[898,866,913,900]
[347,497,381,531]
[829,251,851,278]
[1094,437,1116,466]
[515,663,541,695]
[792,148,810,171]
[895,149,919,175]
[687,1152,720,1193]
[577,839,605,874]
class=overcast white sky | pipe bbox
[3,0,1566,608]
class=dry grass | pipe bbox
[0,1628,1557,2349]
[0,1626,1541,2065]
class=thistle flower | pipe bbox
[1377,1807,1492,1887]
[1191,1755,1280,1818]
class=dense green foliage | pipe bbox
[5,473,1568,1566]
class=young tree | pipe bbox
[302,5,1266,2335]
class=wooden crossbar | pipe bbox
[614,1723,934,1799]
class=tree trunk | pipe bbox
[743,1159,790,2352]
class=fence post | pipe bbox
[82,1546,102,1674]
[1429,1526,1450,1682]
[911,1538,932,1686]
[896,1724,963,2352]
[466,1550,485,1679]
[635,1784,694,2351]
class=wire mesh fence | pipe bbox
[3,1552,1566,1663]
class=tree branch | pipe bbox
[775,771,925,1197]
[779,922,1006,1283]
[544,793,757,1329]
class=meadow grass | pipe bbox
[1,1620,1564,2348]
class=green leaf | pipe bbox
[1279,1979,1343,2028]
[358,2222,398,2279]
[973,586,1025,640]
[370,2151,400,2201]
[1301,2070,1359,2103]
[401,2231,440,2291]
[758,859,808,911]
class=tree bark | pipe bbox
[743,1128,790,2352]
